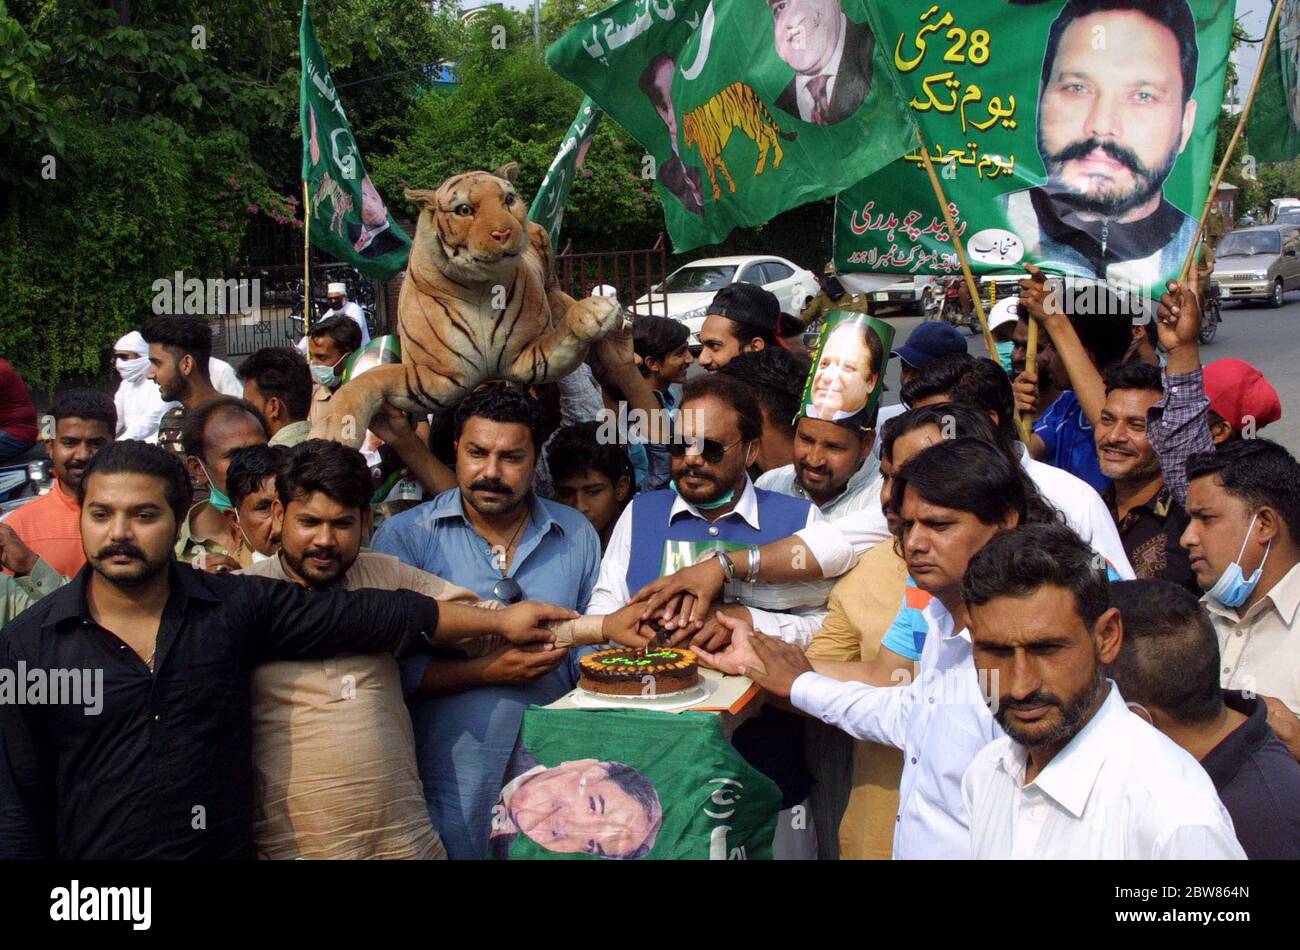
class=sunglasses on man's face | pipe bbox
[667,436,742,465]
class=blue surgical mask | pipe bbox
[197,459,234,513]
[1206,512,1272,608]
[671,480,736,510]
[311,361,340,388]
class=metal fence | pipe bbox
[555,234,669,312]
[217,222,670,360]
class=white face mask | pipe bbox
[116,355,150,384]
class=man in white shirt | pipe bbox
[587,373,827,648]
[695,438,1056,858]
[960,523,1245,859]
[1183,438,1300,758]
[322,281,370,347]
[756,415,880,520]
[630,356,1132,635]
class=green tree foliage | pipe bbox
[370,12,661,253]
[0,0,451,392]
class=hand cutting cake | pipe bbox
[578,647,700,697]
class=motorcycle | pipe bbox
[0,443,54,513]
[932,276,978,333]
[1198,279,1222,345]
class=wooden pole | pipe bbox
[914,129,999,358]
[913,128,1031,438]
[303,180,312,333]
[1020,320,1039,443]
[1180,0,1284,285]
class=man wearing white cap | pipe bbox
[323,282,370,347]
[987,296,1020,375]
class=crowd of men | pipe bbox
[1,269,1299,860]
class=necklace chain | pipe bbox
[491,509,530,574]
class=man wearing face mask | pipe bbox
[112,331,171,443]
[1183,439,1300,760]
[587,373,827,859]
[176,397,269,572]
[305,315,362,430]
[226,444,287,563]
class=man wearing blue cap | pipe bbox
[874,321,969,457]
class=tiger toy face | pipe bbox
[404,163,530,284]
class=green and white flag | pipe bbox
[300,2,411,280]
[547,0,915,252]
[835,0,1236,301]
[1248,1,1300,164]
[530,96,605,245]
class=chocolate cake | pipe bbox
[579,647,700,697]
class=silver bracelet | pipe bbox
[744,545,761,584]
[713,549,736,583]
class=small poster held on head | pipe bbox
[800,311,895,435]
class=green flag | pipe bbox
[547,0,915,252]
[835,0,1236,302]
[1248,2,1300,164]
[299,2,410,280]
[530,96,605,246]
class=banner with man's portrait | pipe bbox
[490,707,781,860]
[836,0,1236,302]
[547,0,917,252]
[799,310,894,433]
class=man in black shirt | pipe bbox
[0,440,574,859]
[1107,581,1300,859]
[1095,362,1198,593]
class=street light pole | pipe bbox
[533,0,541,45]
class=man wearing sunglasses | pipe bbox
[587,372,830,857]
[588,372,829,646]
[371,385,614,859]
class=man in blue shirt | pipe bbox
[1016,275,1134,492]
[372,386,603,859]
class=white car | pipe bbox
[630,255,818,342]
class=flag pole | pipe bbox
[1179,0,1285,285]
[303,180,312,334]
[914,129,1000,359]
[1021,321,1039,443]
[914,129,1030,440]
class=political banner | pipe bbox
[1247,1,1300,164]
[835,0,1236,303]
[547,0,916,252]
[300,2,411,280]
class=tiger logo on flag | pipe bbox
[682,83,798,201]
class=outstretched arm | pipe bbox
[1019,264,1106,430]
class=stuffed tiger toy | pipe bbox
[310,163,623,448]
[682,82,798,201]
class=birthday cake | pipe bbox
[578,647,700,697]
